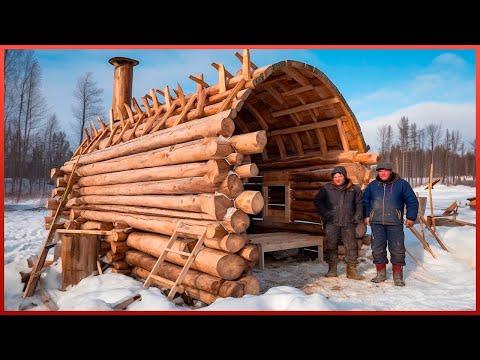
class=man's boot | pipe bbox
[371,263,387,283]
[346,263,365,280]
[325,262,338,277]
[392,264,405,286]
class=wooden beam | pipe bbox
[290,133,304,156]
[109,108,114,131]
[264,84,284,104]
[164,85,172,110]
[175,83,186,107]
[234,51,258,70]
[243,102,269,130]
[123,103,135,126]
[211,62,234,78]
[170,93,198,127]
[131,97,143,118]
[150,100,179,133]
[336,117,350,151]
[189,74,209,88]
[149,88,161,113]
[124,112,145,141]
[193,89,207,119]
[275,135,287,159]
[272,98,339,118]
[282,84,314,97]
[282,67,310,86]
[316,128,328,154]
[217,78,246,113]
[104,124,120,148]
[267,118,340,137]
[242,49,252,80]
[141,96,152,117]
[56,229,114,235]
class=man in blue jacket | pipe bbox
[363,162,418,286]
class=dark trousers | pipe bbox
[370,224,406,266]
[325,224,358,265]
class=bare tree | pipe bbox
[425,123,442,167]
[72,72,104,147]
[397,116,409,178]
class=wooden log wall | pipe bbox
[48,104,264,305]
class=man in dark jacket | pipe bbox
[363,162,419,286]
[314,166,364,280]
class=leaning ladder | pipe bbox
[143,222,207,301]
[23,151,83,298]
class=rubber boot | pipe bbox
[371,263,387,283]
[325,262,338,277]
[346,263,365,280]
[392,264,405,286]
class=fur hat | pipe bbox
[376,162,393,171]
[331,166,347,178]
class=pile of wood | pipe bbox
[47,107,266,304]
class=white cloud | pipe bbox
[359,102,476,152]
[433,53,467,67]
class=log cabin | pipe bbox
[47,50,378,305]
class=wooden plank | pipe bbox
[264,84,284,104]
[290,133,304,156]
[268,118,339,137]
[243,102,269,130]
[282,67,310,86]
[282,84,314,97]
[275,135,287,159]
[336,117,350,151]
[272,98,339,118]
[149,88,161,113]
[189,74,209,88]
[316,128,328,154]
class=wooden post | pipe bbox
[109,57,139,120]
[61,234,99,290]
[427,163,437,232]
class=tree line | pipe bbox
[4,50,105,201]
[376,116,476,187]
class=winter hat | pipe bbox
[331,166,347,178]
[376,162,393,171]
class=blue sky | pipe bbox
[33,48,476,151]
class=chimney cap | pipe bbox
[108,57,139,66]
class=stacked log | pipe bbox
[54,109,265,304]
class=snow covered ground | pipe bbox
[3,185,477,312]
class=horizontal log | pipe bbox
[105,251,125,263]
[234,190,264,215]
[237,274,261,295]
[70,137,234,177]
[290,200,317,212]
[104,231,129,242]
[56,177,67,188]
[225,152,244,166]
[229,131,267,155]
[204,233,248,253]
[290,189,319,200]
[131,266,218,304]
[76,194,232,219]
[355,152,379,165]
[222,208,250,233]
[251,219,324,234]
[111,268,131,275]
[50,168,64,179]
[112,261,131,270]
[81,204,219,221]
[127,232,245,280]
[64,112,236,170]
[234,163,259,178]
[79,210,222,239]
[77,174,242,197]
[51,188,65,197]
[126,250,223,295]
[76,160,230,187]
[236,244,260,263]
[81,221,113,231]
[257,151,358,171]
[218,281,244,298]
[290,211,322,223]
[290,181,328,189]
[110,241,130,254]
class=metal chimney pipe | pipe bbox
[108,57,139,120]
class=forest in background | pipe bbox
[3,51,476,201]
[4,50,104,201]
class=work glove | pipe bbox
[404,219,415,228]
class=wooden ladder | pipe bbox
[23,151,83,298]
[143,222,207,301]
